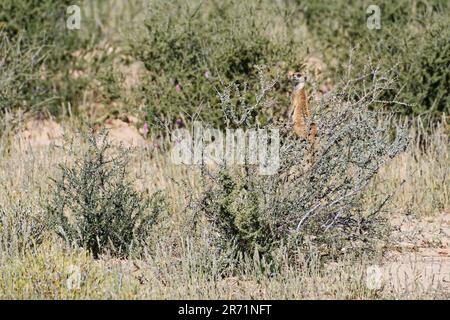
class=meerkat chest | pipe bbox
[292,88,308,112]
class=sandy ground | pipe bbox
[383,210,449,295]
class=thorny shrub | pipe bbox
[191,63,409,269]
[47,129,165,258]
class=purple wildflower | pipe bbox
[143,122,149,139]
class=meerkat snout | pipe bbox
[291,72,307,89]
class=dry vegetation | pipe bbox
[0,117,447,299]
[0,0,448,299]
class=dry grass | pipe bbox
[0,117,447,299]
[374,117,449,217]
[0,0,448,300]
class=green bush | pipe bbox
[0,0,76,41]
[0,0,78,115]
[130,0,304,128]
[377,16,450,118]
[47,130,165,258]
[0,0,92,116]
[2,0,447,125]
[298,0,450,118]
[0,35,46,113]
[0,0,116,115]
[129,0,448,130]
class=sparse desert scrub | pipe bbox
[298,0,450,119]
[0,116,447,299]
[0,0,86,115]
[0,0,145,119]
[188,63,408,268]
[371,116,449,217]
[0,0,448,300]
[128,0,308,128]
[46,129,165,258]
[2,0,448,126]
[0,200,46,259]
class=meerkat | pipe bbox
[289,71,317,163]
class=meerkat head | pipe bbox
[288,71,307,90]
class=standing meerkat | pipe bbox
[289,71,317,162]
